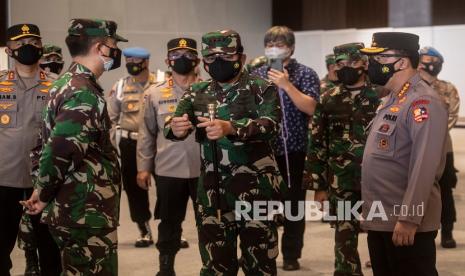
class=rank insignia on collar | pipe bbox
[397,82,411,98]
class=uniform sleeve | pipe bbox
[107,82,122,148]
[137,93,157,172]
[36,89,100,203]
[163,88,195,141]
[303,101,329,190]
[398,96,448,225]
[447,84,460,130]
[229,84,281,141]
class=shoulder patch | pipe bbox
[412,106,429,123]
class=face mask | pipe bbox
[367,58,402,86]
[171,56,196,75]
[420,62,442,77]
[336,66,364,86]
[264,46,289,60]
[205,57,242,83]
[40,61,64,75]
[11,44,43,65]
[126,61,145,76]
[100,45,122,71]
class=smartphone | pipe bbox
[269,58,283,72]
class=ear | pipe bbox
[5,47,12,57]
[363,60,369,70]
[165,58,170,67]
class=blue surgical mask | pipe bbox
[100,55,114,71]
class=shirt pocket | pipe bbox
[372,121,396,158]
[0,102,18,128]
[157,102,177,126]
[122,94,141,114]
[34,93,48,124]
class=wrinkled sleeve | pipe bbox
[229,84,281,141]
[37,90,99,203]
[107,82,121,148]
[137,92,157,172]
[163,88,195,141]
[303,100,329,190]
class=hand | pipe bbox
[137,171,152,190]
[197,117,234,140]
[314,190,328,210]
[171,114,192,138]
[268,68,292,91]
[392,220,418,246]
[20,189,47,215]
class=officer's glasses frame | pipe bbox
[168,51,198,61]
[203,53,238,64]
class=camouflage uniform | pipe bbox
[246,55,268,72]
[35,19,126,275]
[164,30,285,276]
[320,54,338,94]
[304,43,380,276]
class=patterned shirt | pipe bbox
[253,59,320,156]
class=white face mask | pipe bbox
[99,55,114,72]
[265,46,290,60]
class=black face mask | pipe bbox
[126,61,145,76]
[102,45,122,70]
[420,62,442,77]
[171,56,196,75]
[367,58,402,86]
[39,61,64,75]
[11,44,43,65]
[205,57,242,83]
[336,66,364,86]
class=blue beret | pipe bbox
[419,46,444,63]
[123,47,150,59]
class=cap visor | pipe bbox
[114,34,128,42]
[360,47,387,54]
[43,53,63,58]
[169,46,198,52]
[9,34,41,41]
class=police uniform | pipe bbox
[361,32,448,276]
[305,43,380,276]
[137,37,201,275]
[107,47,156,246]
[165,30,285,276]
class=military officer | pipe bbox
[107,46,156,247]
[165,29,285,276]
[0,23,61,276]
[419,46,460,248]
[39,44,65,75]
[320,53,339,94]
[361,32,448,276]
[23,18,126,275]
[137,37,201,276]
[305,42,380,276]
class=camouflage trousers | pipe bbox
[329,187,363,276]
[17,212,36,250]
[197,207,279,276]
[48,226,118,276]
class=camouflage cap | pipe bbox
[325,54,336,65]
[333,42,365,62]
[67,19,128,42]
[42,44,62,58]
[201,29,243,56]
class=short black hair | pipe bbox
[264,26,295,47]
[395,49,419,68]
[65,35,107,57]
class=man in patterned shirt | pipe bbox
[252,25,320,271]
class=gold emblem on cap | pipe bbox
[21,25,30,34]
[179,39,187,48]
[1,114,10,125]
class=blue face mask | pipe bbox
[100,55,114,71]
[99,44,122,71]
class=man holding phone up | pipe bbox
[252,25,320,271]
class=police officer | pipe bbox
[39,44,65,75]
[320,53,339,94]
[305,43,380,276]
[419,46,460,248]
[137,37,201,276]
[165,29,285,275]
[0,23,61,276]
[23,18,125,275]
[107,47,156,247]
[361,32,447,276]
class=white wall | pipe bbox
[293,25,465,116]
[9,0,272,91]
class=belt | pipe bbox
[121,129,139,140]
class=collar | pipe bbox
[69,62,103,93]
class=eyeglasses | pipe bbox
[168,51,198,60]
[203,53,237,64]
